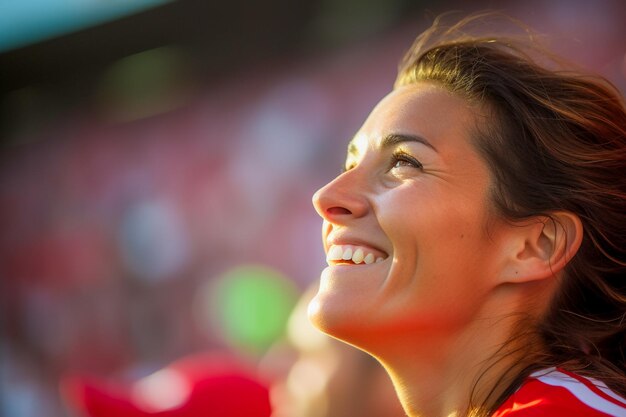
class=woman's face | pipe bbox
[309,82,512,347]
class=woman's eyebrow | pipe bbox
[347,141,358,157]
[346,132,438,157]
[381,133,438,152]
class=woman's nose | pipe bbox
[312,171,369,223]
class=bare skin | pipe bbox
[309,83,581,416]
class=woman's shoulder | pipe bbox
[492,367,626,417]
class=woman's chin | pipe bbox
[306,288,368,344]
[306,289,341,335]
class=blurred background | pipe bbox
[0,0,625,416]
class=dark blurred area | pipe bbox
[1,0,624,416]
[0,0,423,143]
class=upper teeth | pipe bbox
[327,245,384,265]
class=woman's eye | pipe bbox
[390,151,423,170]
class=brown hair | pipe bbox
[395,12,626,414]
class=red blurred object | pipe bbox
[60,353,272,417]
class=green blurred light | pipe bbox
[96,46,190,121]
[213,265,298,355]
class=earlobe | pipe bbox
[500,212,583,284]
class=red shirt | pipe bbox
[493,368,626,417]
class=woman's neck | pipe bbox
[371,291,545,417]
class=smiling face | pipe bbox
[309,82,514,349]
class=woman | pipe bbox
[309,13,626,417]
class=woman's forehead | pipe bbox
[349,83,480,154]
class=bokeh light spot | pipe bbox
[210,265,298,355]
[131,368,191,412]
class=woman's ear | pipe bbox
[500,211,583,284]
